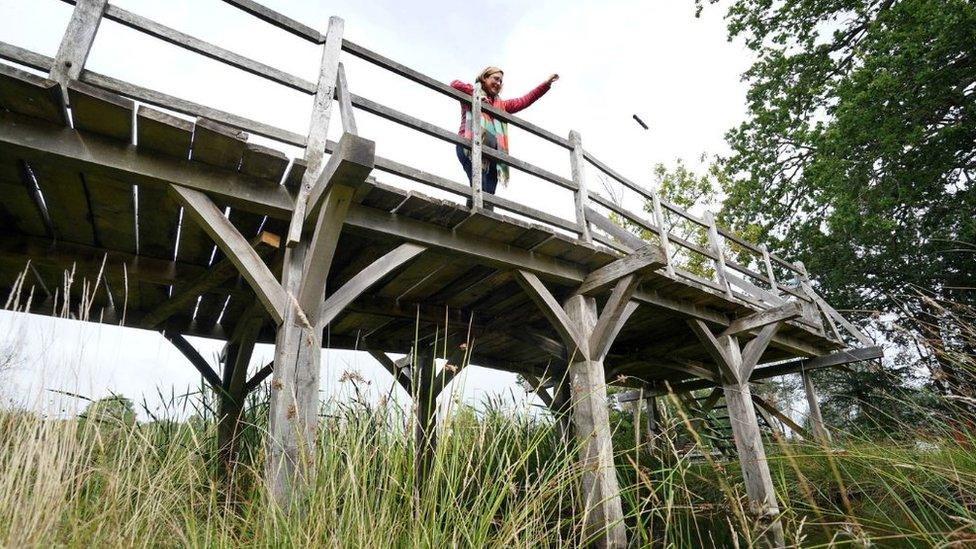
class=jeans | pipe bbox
[456,137,499,197]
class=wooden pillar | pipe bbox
[413,350,436,488]
[50,0,108,86]
[644,394,658,456]
[218,315,262,477]
[564,294,627,548]
[470,86,484,209]
[802,370,831,443]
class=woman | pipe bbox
[451,67,559,197]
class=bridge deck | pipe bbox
[0,64,842,388]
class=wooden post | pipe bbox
[644,393,658,456]
[413,349,437,488]
[760,244,779,295]
[217,315,262,479]
[651,193,675,277]
[265,16,345,507]
[704,211,734,299]
[802,370,831,443]
[569,130,591,242]
[470,86,484,209]
[50,0,108,86]
[687,319,786,547]
[794,261,824,330]
[564,294,627,548]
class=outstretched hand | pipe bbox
[548,73,560,84]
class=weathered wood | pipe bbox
[739,322,781,381]
[368,350,412,393]
[563,294,627,548]
[0,40,55,72]
[240,143,289,183]
[802,370,831,442]
[576,243,664,296]
[584,206,644,250]
[50,0,108,85]
[751,393,810,440]
[136,105,193,159]
[723,380,786,547]
[287,16,344,247]
[0,64,67,125]
[220,0,325,43]
[67,80,133,142]
[163,331,221,390]
[168,185,286,324]
[103,4,316,94]
[588,275,640,362]
[514,270,587,356]
[687,319,738,384]
[703,211,734,300]
[568,130,590,241]
[335,63,358,135]
[320,243,426,327]
[802,283,873,346]
[303,133,376,223]
[413,350,437,488]
[760,245,779,295]
[469,86,484,208]
[650,193,675,277]
[192,117,248,170]
[218,313,262,476]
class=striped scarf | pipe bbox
[462,99,510,186]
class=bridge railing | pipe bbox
[1,0,863,338]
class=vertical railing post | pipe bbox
[469,86,484,209]
[760,244,779,296]
[802,369,831,443]
[704,211,734,299]
[651,194,675,277]
[568,130,591,242]
[50,0,109,87]
[794,261,823,329]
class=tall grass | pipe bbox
[3,266,976,546]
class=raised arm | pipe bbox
[450,80,474,95]
[502,74,558,113]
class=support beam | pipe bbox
[168,185,286,325]
[514,270,588,356]
[719,301,802,339]
[563,294,627,548]
[141,231,279,328]
[589,274,640,362]
[687,319,738,384]
[751,393,811,440]
[319,243,426,327]
[802,371,831,443]
[50,0,108,85]
[162,331,221,390]
[218,313,263,478]
[575,243,664,296]
[739,322,781,381]
[244,360,274,394]
[413,350,436,488]
[368,350,412,394]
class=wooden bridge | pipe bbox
[0,1,882,546]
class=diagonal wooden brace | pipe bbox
[515,270,589,358]
[589,274,641,362]
[719,301,801,339]
[575,243,664,296]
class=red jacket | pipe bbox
[450,79,552,135]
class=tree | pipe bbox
[699,0,976,417]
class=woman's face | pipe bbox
[482,72,503,96]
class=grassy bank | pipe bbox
[1,389,975,548]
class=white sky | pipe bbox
[0,0,753,419]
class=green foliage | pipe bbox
[703,0,976,313]
[80,395,136,426]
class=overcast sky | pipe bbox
[0,0,752,419]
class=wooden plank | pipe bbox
[335,63,358,135]
[239,143,289,183]
[81,69,306,147]
[30,163,95,246]
[0,172,48,237]
[739,322,780,381]
[650,193,675,277]
[576,243,664,296]
[686,319,737,384]
[719,301,801,339]
[67,80,133,142]
[319,243,426,327]
[136,105,193,159]
[50,0,108,84]
[162,331,222,390]
[368,350,412,393]
[0,40,55,72]
[392,194,469,229]
[169,184,285,325]
[751,393,811,440]
[584,205,644,251]
[191,117,248,170]
[0,63,67,124]
[84,174,136,253]
[282,158,307,192]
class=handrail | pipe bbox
[14,1,824,318]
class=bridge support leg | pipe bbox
[802,371,831,443]
[564,294,628,548]
[413,350,436,489]
[217,314,262,480]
